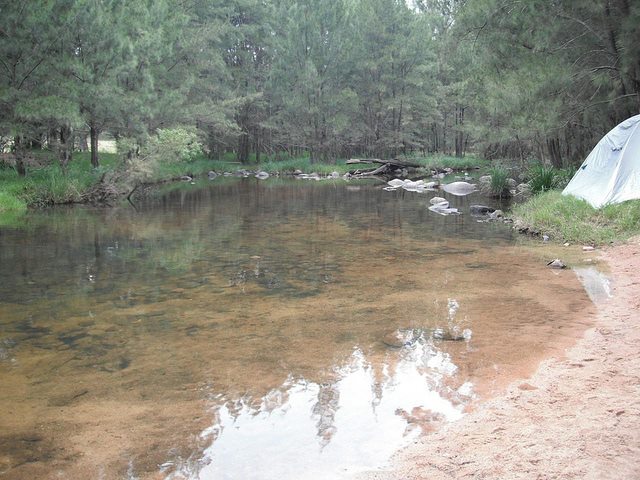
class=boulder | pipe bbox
[441,181,477,196]
[516,183,532,196]
[488,209,504,220]
[386,178,427,192]
[469,204,496,215]
[430,196,448,205]
[255,171,269,179]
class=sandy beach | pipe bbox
[362,238,640,480]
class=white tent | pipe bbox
[562,114,640,208]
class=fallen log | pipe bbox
[346,158,421,168]
[349,163,392,178]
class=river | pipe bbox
[0,178,594,479]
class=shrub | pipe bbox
[146,127,203,164]
[123,127,204,184]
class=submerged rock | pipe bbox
[381,329,423,349]
[428,200,460,216]
[432,328,472,342]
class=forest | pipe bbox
[1,0,639,175]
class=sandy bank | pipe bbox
[362,238,640,480]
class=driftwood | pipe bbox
[347,158,421,177]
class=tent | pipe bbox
[562,114,640,208]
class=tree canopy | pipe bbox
[1,0,638,172]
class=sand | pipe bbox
[361,238,640,480]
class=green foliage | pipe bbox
[0,153,119,208]
[553,167,577,190]
[512,191,640,244]
[488,165,510,197]
[0,190,27,213]
[258,157,350,175]
[2,0,639,184]
[147,128,203,164]
[527,164,558,193]
[526,164,577,194]
[125,128,203,184]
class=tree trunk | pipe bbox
[238,132,250,164]
[455,105,465,158]
[59,125,72,170]
[90,124,100,168]
[547,137,563,168]
[14,136,26,176]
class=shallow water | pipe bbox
[0,178,594,479]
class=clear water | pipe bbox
[0,178,594,479]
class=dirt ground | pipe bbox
[361,238,640,480]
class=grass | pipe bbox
[0,151,121,210]
[511,190,640,244]
[488,165,510,197]
[0,188,27,212]
[257,157,351,175]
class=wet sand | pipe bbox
[361,238,640,480]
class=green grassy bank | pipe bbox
[511,190,640,245]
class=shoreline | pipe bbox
[361,238,640,480]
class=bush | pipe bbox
[123,127,204,184]
[147,128,203,164]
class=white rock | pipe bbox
[441,181,477,196]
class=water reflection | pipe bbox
[167,343,469,480]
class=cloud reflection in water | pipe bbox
[167,339,472,480]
